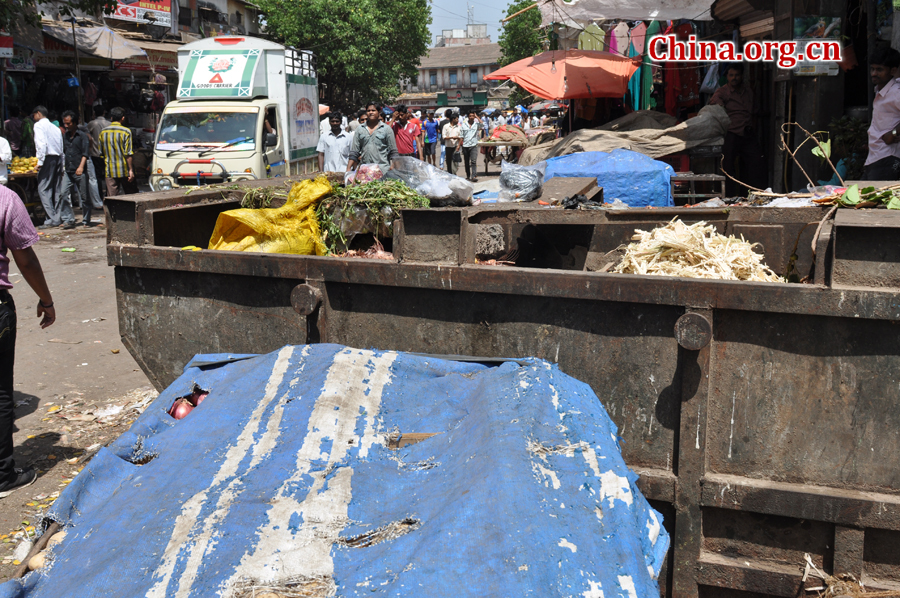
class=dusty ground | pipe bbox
[0,212,152,580]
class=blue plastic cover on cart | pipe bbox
[1,345,669,598]
[544,149,675,207]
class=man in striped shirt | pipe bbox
[99,107,137,196]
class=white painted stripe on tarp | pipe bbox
[222,348,397,589]
[146,345,296,598]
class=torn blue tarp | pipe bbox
[544,149,675,207]
[1,345,669,598]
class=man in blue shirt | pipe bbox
[422,111,440,167]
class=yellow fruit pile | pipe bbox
[10,157,38,174]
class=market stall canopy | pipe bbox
[484,49,639,100]
[538,0,714,26]
[42,24,147,60]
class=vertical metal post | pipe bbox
[70,19,85,125]
[868,0,876,120]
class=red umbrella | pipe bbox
[484,49,639,100]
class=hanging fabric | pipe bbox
[612,21,631,56]
[626,22,647,111]
[641,21,662,110]
[578,22,606,51]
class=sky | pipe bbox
[427,0,511,46]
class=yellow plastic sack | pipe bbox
[208,177,331,255]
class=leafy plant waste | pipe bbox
[315,180,430,254]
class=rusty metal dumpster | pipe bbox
[106,177,900,598]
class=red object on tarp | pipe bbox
[484,49,639,100]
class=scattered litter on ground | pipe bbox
[613,218,784,282]
[48,339,82,345]
[60,248,76,253]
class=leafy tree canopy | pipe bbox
[498,0,544,106]
[256,0,431,108]
[498,0,542,67]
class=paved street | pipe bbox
[0,216,152,580]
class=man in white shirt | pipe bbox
[31,106,67,229]
[0,137,11,186]
[864,48,900,180]
[316,112,352,172]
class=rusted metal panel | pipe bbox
[107,190,900,597]
[115,267,307,389]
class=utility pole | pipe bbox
[68,17,85,125]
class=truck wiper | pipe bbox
[165,144,212,157]
[199,136,254,157]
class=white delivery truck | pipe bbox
[150,36,319,191]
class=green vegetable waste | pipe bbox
[838,184,900,209]
[315,180,430,254]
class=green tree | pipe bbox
[256,0,431,108]
[2,0,119,30]
[498,0,544,106]
[498,0,543,67]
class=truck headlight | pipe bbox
[156,177,174,191]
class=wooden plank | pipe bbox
[539,177,597,204]
[701,473,900,530]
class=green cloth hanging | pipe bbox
[641,21,662,110]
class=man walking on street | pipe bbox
[347,102,399,174]
[390,105,423,160]
[0,184,56,497]
[32,106,66,229]
[460,109,484,181]
[422,111,439,166]
[442,113,461,175]
[317,112,352,172]
[99,107,137,196]
[87,105,111,201]
[61,111,101,227]
[709,63,766,195]
[863,48,900,180]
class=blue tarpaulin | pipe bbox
[2,345,668,597]
[544,149,675,207]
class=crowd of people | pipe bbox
[1,105,137,229]
[316,103,560,183]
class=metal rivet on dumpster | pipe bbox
[291,284,322,316]
[674,313,712,350]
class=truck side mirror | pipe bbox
[264,133,277,147]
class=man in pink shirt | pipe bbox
[864,48,900,180]
[390,105,423,160]
[0,185,55,497]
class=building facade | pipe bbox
[397,32,508,113]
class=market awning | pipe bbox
[115,38,181,71]
[42,24,146,60]
[538,0,715,27]
[484,49,639,100]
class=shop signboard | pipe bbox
[113,0,172,27]
[117,48,179,72]
[437,89,488,107]
[36,33,110,71]
[792,16,841,77]
[177,49,261,98]
[3,47,34,71]
[0,34,12,58]
[286,73,319,161]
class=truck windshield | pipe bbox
[156,109,259,151]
